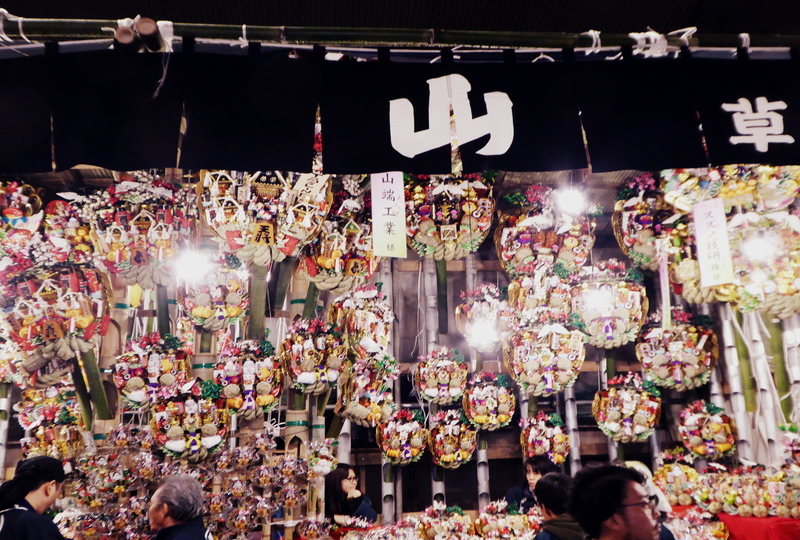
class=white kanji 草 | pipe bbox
[721,96,795,152]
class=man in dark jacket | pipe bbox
[533,472,584,540]
[149,474,212,540]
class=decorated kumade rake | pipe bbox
[199,170,332,267]
[150,377,228,462]
[781,424,800,465]
[328,283,394,353]
[377,409,429,466]
[653,450,699,507]
[337,344,398,428]
[637,311,719,392]
[520,412,570,465]
[463,372,516,431]
[42,199,98,266]
[74,448,137,509]
[502,325,585,397]
[112,333,190,412]
[455,284,510,353]
[678,400,737,459]
[73,173,197,289]
[571,259,648,348]
[405,172,496,260]
[414,346,469,405]
[299,175,379,294]
[178,253,248,332]
[420,504,477,540]
[428,409,478,469]
[592,372,661,444]
[475,499,537,539]
[16,373,87,461]
[494,184,595,279]
[279,318,347,395]
[506,273,574,328]
[214,339,283,421]
[612,172,671,271]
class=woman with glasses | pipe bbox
[325,464,378,526]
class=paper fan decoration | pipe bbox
[428,410,478,469]
[329,283,394,353]
[214,339,283,420]
[520,412,570,465]
[571,259,648,349]
[475,499,537,539]
[455,284,511,352]
[337,345,398,428]
[463,372,516,431]
[678,401,737,459]
[414,346,469,405]
[502,325,585,397]
[198,170,332,267]
[494,185,595,279]
[637,311,719,392]
[279,318,347,395]
[377,409,429,466]
[178,254,248,332]
[299,175,379,294]
[592,372,661,443]
[405,172,496,260]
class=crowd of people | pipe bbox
[0,455,670,540]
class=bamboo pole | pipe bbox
[563,386,582,474]
[390,259,404,522]
[603,349,620,461]
[378,260,396,524]
[155,284,170,336]
[80,349,112,419]
[719,304,753,460]
[765,316,794,420]
[786,314,800,423]
[0,383,11,481]
[733,311,758,412]
[423,258,445,503]
[248,264,269,340]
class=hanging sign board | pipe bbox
[370,171,407,258]
[692,198,735,288]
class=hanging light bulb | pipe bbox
[741,232,781,264]
[583,287,614,310]
[556,187,587,216]
[173,250,217,283]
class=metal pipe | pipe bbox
[378,261,396,524]
[562,386,582,474]
[423,258,445,503]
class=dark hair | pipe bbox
[534,472,573,516]
[525,455,558,475]
[569,465,644,539]
[0,456,65,510]
[325,464,355,518]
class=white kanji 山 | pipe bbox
[721,96,795,152]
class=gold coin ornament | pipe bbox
[377,408,429,466]
[428,410,478,469]
[571,259,648,349]
[612,172,673,271]
[653,449,700,508]
[199,170,332,267]
[72,172,198,289]
[592,372,661,444]
[150,377,229,463]
[520,412,570,465]
[463,372,516,431]
[405,172,496,260]
[299,175,380,295]
[455,284,511,352]
[414,346,469,405]
[338,345,398,428]
[178,253,249,332]
[637,310,719,392]
[475,499,537,538]
[328,283,394,353]
[494,184,596,279]
[679,401,737,460]
[279,318,347,395]
[214,339,283,420]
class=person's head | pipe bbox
[149,474,204,531]
[524,455,558,491]
[0,456,65,513]
[570,465,660,540]
[622,461,671,516]
[534,472,574,519]
[325,464,358,517]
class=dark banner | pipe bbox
[694,59,800,166]
[0,56,52,173]
[180,53,319,172]
[52,50,184,172]
[320,62,587,174]
[576,59,708,172]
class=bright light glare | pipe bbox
[583,287,613,309]
[466,321,500,349]
[173,250,217,283]
[741,233,780,264]
[557,188,586,216]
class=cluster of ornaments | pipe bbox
[415,347,469,406]
[592,372,661,443]
[463,372,515,430]
[428,410,478,469]
[214,339,283,420]
[279,318,347,395]
[678,401,737,459]
[338,341,398,428]
[475,499,539,539]
[329,283,394,352]
[377,409,428,466]
[178,253,248,332]
[520,412,570,465]
[455,284,510,352]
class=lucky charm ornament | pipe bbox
[520,412,570,465]
[214,339,283,420]
[414,346,469,406]
[592,372,661,444]
[678,401,737,459]
[279,318,347,395]
[428,409,478,469]
[376,409,429,466]
[463,372,516,431]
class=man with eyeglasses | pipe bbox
[569,465,660,540]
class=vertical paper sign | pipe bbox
[692,198,735,288]
[370,171,407,258]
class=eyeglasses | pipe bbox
[345,475,358,482]
[619,494,658,510]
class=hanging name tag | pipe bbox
[250,222,275,245]
[692,198,735,288]
[370,171,407,258]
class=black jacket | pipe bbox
[0,500,64,540]
[154,517,212,540]
[344,494,378,523]
[504,484,537,514]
